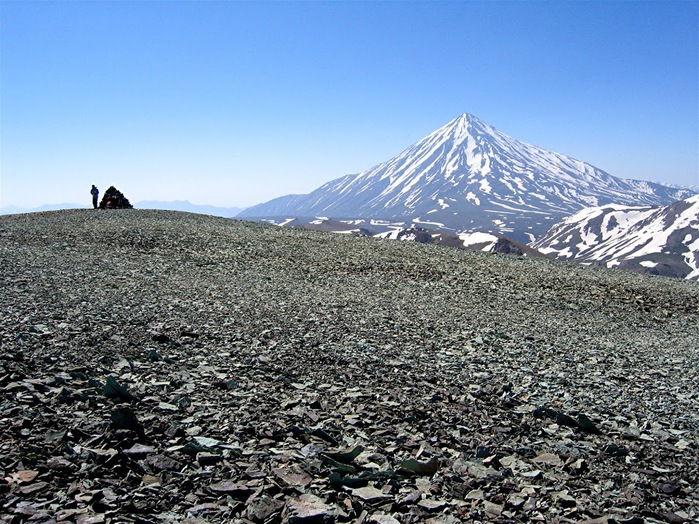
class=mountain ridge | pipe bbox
[533,194,699,280]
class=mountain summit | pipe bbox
[239,114,694,242]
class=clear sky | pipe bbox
[1,0,697,210]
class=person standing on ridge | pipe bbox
[91,185,99,209]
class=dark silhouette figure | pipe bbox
[91,185,99,209]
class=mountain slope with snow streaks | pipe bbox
[533,195,699,279]
[239,114,694,242]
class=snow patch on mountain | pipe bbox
[459,232,500,251]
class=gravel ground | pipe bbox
[1,209,698,523]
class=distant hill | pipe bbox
[136,200,243,217]
[0,203,86,215]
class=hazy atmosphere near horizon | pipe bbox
[1,0,697,211]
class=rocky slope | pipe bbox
[1,209,698,523]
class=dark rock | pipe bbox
[145,350,162,362]
[577,413,602,434]
[98,186,133,209]
[151,333,171,344]
[196,452,223,466]
[603,443,629,458]
[248,495,284,522]
[212,379,238,390]
[555,411,580,428]
[656,481,680,495]
[103,375,138,402]
[208,481,253,499]
[516,446,536,458]
[398,456,440,475]
[475,446,492,458]
[533,406,558,419]
[110,406,143,434]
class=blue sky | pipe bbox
[1,0,697,210]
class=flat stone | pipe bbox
[351,486,393,503]
[483,500,504,517]
[533,453,562,467]
[418,498,448,511]
[123,444,156,455]
[287,494,336,520]
[142,474,161,487]
[273,465,313,487]
[465,489,485,500]
[146,454,182,472]
[208,481,253,499]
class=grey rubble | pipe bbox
[1,209,698,523]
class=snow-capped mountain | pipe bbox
[532,195,699,279]
[238,113,694,243]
